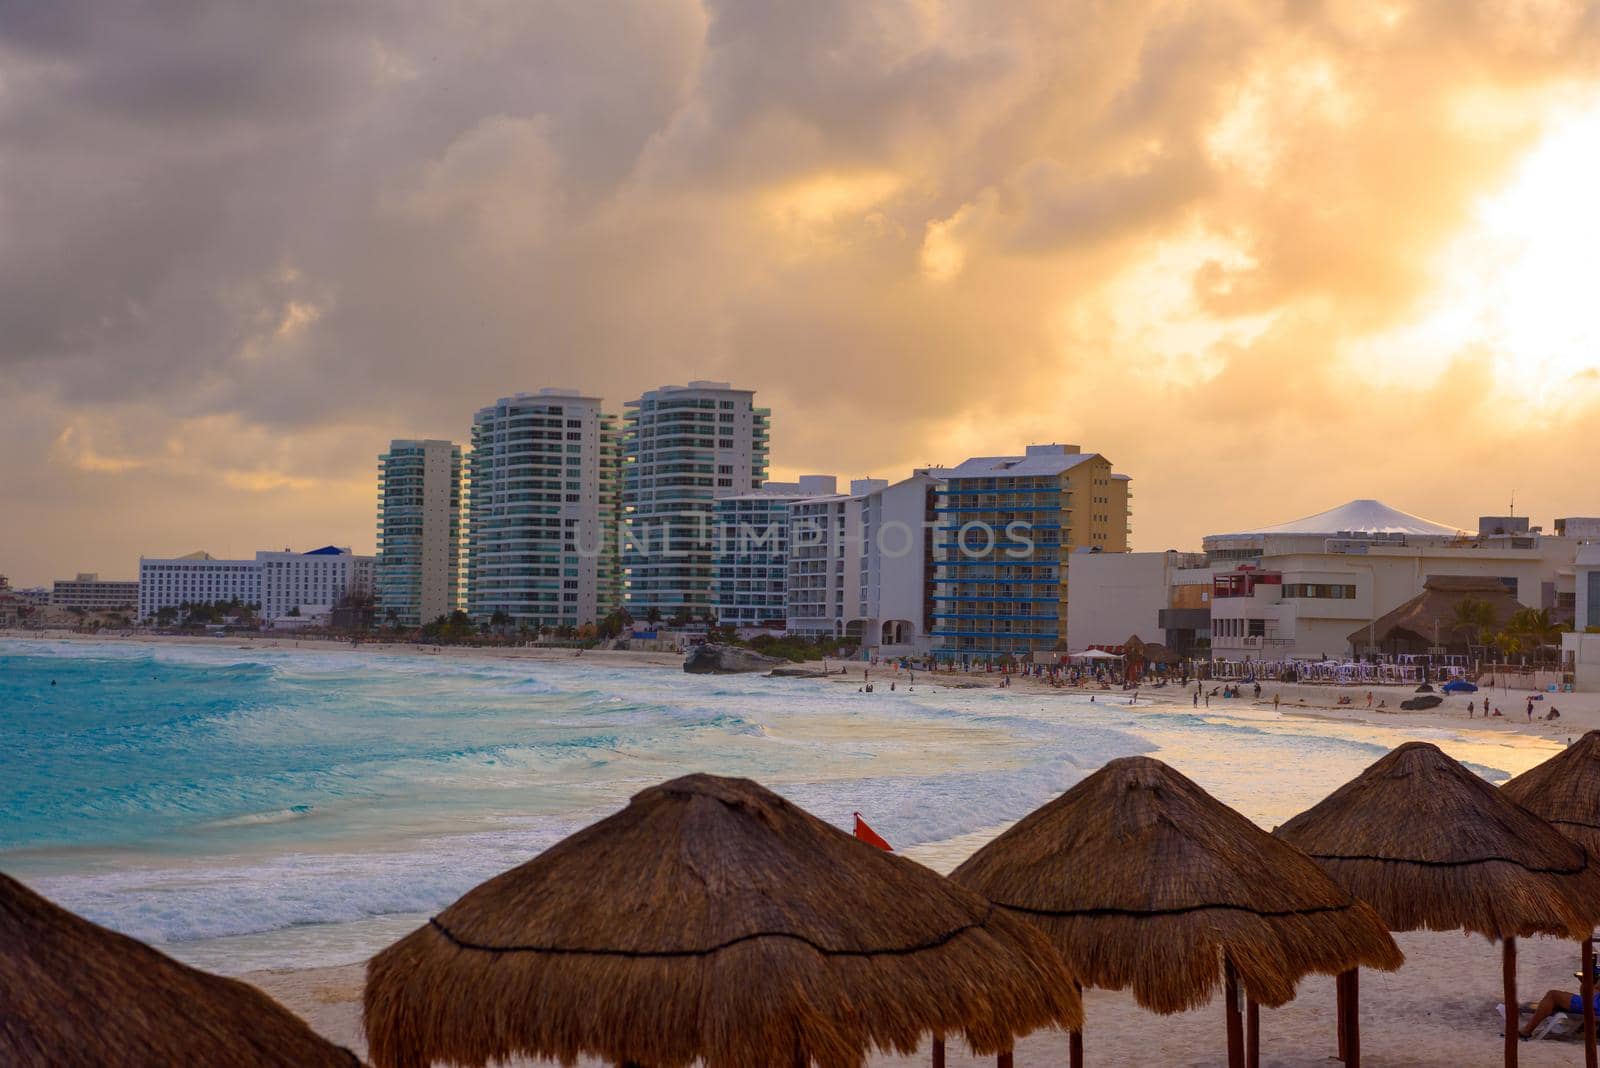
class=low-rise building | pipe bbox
[1065,550,1203,652]
[0,575,23,627]
[49,572,139,612]
[1203,500,1583,660]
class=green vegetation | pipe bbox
[740,632,851,663]
[153,599,261,628]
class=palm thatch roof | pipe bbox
[1122,635,1177,664]
[948,756,1402,1015]
[364,773,1080,1068]
[1275,741,1600,938]
[1346,574,1519,651]
[0,872,360,1067]
[1501,730,1600,857]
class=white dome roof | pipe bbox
[1219,499,1464,538]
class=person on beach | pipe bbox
[1468,700,1474,717]
[1273,693,1280,711]
[1520,988,1599,1038]
[1193,689,1199,707]
[1527,697,1535,721]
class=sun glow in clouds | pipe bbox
[1352,97,1600,403]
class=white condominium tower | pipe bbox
[622,381,770,623]
[466,390,620,628]
[377,439,463,626]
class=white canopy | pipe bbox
[1070,649,1124,660]
[1217,498,1463,538]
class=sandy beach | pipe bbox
[11,629,1600,1065]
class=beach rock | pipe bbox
[1400,695,1444,711]
[683,644,786,674]
[768,666,831,678]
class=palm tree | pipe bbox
[1491,629,1524,662]
[1507,607,1563,663]
[1450,597,1496,648]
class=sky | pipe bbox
[3,0,1600,585]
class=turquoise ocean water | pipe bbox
[0,639,1555,974]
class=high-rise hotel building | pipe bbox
[377,439,463,626]
[932,444,1130,662]
[466,390,620,628]
[622,382,769,622]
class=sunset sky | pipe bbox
[4,1,1600,585]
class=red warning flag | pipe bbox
[853,812,893,852]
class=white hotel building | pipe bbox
[622,382,769,622]
[138,547,374,622]
[139,552,262,620]
[257,547,375,620]
[466,390,620,628]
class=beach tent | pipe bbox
[364,773,1080,1068]
[1276,742,1600,1068]
[1501,731,1600,1068]
[950,757,1401,1068]
[1070,649,1123,660]
[0,871,361,1068]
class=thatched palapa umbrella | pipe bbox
[0,871,361,1067]
[950,756,1401,1068]
[1276,741,1600,1068]
[364,773,1081,1068]
[1502,730,1600,1067]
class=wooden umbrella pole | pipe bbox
[1346,967,1360,1068]
[1584,938,1596,1068]
[1070,980,1084,1068]
[1505,937,1518,1068]
[1246,998,1259,1068]
[1336,970,1348,1062]
[931,1036,945,1068]
[1225,957,1244,1068]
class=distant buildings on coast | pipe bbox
[136,547,373,628]
[15,376,1600,692]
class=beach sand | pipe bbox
[248,929,1594,1066]
[15,629,1600,1064]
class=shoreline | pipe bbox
[6,627,1593,744]
[8,632,1594,1064]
